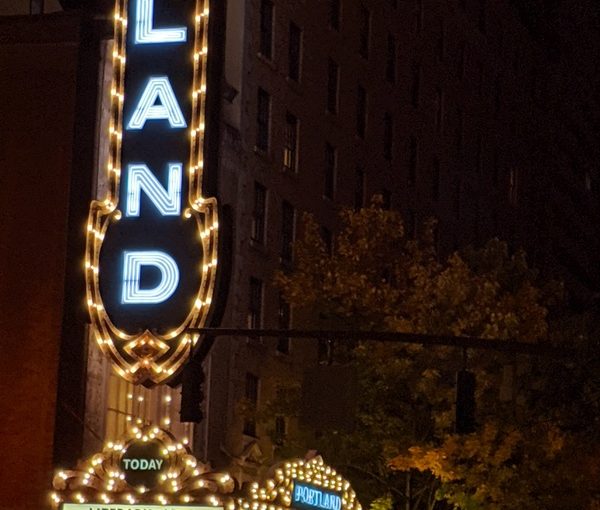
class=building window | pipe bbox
[274,416,287,444]
[508,168,519,206]
[432,158,440,201]
[259,0,274,59]
[248,277,263,332]
[326,58,339,114]
[453,178,461,219]
[243,373,259,436]
[474,201,481,243]
[408,136,418,186]
[356,85,367,138]
[585,172,592,193]
[414,0,423,33]
[476,135,483,175]
[288,22,302,81]
[359,4,370,58]
[328,0,340,30]
[281,201,295,264]
[277,293,291,354]
[251,182,267,244]
[384,113,393,160]
[324,143,337,199]
[458,42,466,80]
[494,75,502,116]
[381,188,391,210]
[386,34,396,83]
[437,19,445,61]
[478,0,487,34]
[256,88,270,151]
[493,150,500,185]
[435,88,444,134]
[354,166,365,209]
[320,226,333,255]
[411,61,421,108]
[407,209,416,238]
[456,108,463,156]
[283,113,299,172]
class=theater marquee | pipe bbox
[85,0,218,385]
[51,426,362,510]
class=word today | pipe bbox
[122,458,164,471]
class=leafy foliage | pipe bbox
[270,200,599,509]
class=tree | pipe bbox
[269,199,599,510]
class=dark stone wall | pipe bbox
[0,13,81,510]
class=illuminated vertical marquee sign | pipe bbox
[85,0,218,385]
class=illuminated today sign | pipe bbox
[120,439,167,488]
[292,483,342,510]
[85,0,218,385]
[51,425,235,507]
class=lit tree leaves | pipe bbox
[271,200,599,509]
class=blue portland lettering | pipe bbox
[293,483,342,510]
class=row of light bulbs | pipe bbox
[83,0,219,385]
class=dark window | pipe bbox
[585,172,592,192]
[407,209,416,238]
[320,226,333,254]
[359,4,370,58]
[456,108,463,156]
[328,0,340,30]
[389,0,398,7]
[493,150,500,185]
[356,85,367,138]
[259,0,274,59]
[432,218,440,252]
[384,113,393,160]
[354,167,365,209]
[476,135,483,175]
[283,113,299,171]
[437,20,445,61]
[251,182,267,243]
[414,0,423,33]
[477,62,484,97]
[478,0,487,33]
[474,201,481,242]
[509,168,519,206]
[277,293,291,354]
[381,188,392,210]
[248,277,263,329]
[327,59,339,114]
[256,88,270,151]
[453,178,461,218]
[243,373,259,436]
[245,373,259,402]
[458,42,466,79]
[318,338,332,363]
[411,61,421,108]
[281,201,295,264]
[432,158,440,201]
[386,34,396,83]
[435,88,444,134]
[274,416,286,443]
[494,76,502,116]
[324,143,337,199]
[288,22,302,81]
[408,136,418,185]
